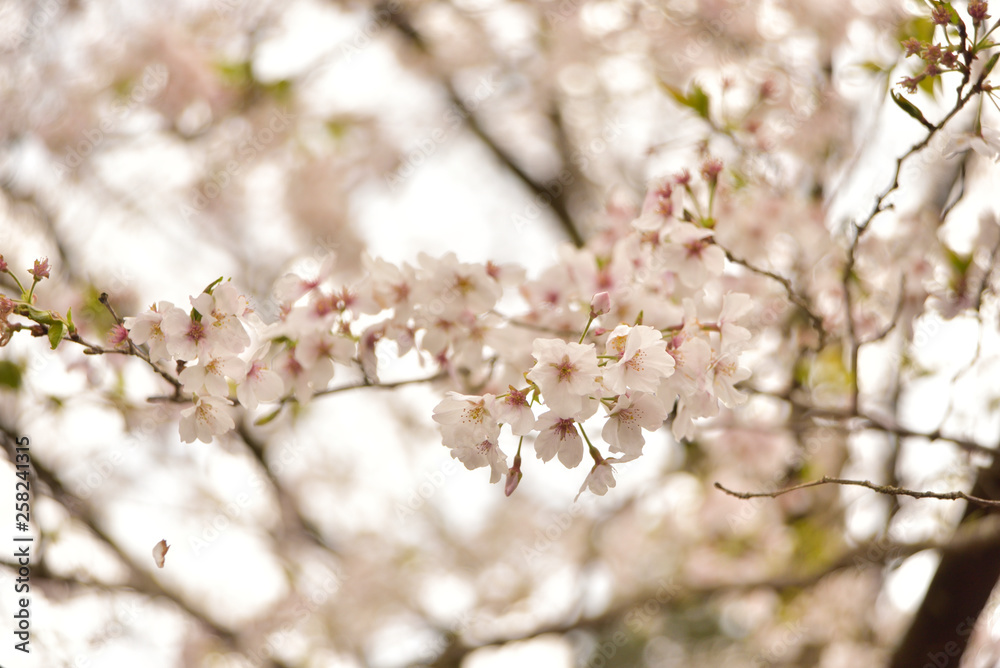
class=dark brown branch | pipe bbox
[382,3,586,248]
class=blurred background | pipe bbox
[4,0,1000,666]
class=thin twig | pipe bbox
[715,477,1000,508]
[718,245,826,348]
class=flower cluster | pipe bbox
[107,171,754,495]
[124,282,283,443]
[432,169,753,498]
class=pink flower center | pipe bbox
[553,356,577,382]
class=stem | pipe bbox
[579,315,595,344]
[578,423,603,463]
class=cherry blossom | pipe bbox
[493,387,536,436]
[190,283,252,354]
[178,355,246,397]
[123,302,181,362]
[601,392,669,458]
[602,324,676,394]
[533,412,584,468]
[273,253,339,304]
[451,436,508,483]
[179,395,236,444]
[575,454,623,500]
[525,338,601,418]
[432,392,501,449]
[236,358,284,410]
[661,222,726,287]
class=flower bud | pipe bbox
[590,292,611,318]
[505,453,522,497]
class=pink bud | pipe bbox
[0,255,7,273]
[590,292,611,318]
[504,468,522,497]
[505,453,522,497]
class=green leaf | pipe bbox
[891,91,932,128]
[945,247,972,274]
[65,307,75,332]
[0,360,22,391]
[899,15,936,44]
[202,276,224,295]
[686,83,710,119]
[658,80,711,119]
[48,321,64,349]
[982,52,999,79]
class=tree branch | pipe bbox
[714,476,1000,508]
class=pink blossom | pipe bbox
[179,395,236,444]
[603,324,676,394]
[601,392,668,458]
[526,338,601,418]
[533,411,583,468]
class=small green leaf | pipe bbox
[899,15,936,44]
[48,321,64,349]
[982,52,999,79]
[686,83,710,119]
[891,91,932,128]
[202,276,224,295]
[0,360,23,390]
[65,307,75,332]
[658,80,711,119]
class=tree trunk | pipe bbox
[888,454,1000,668]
